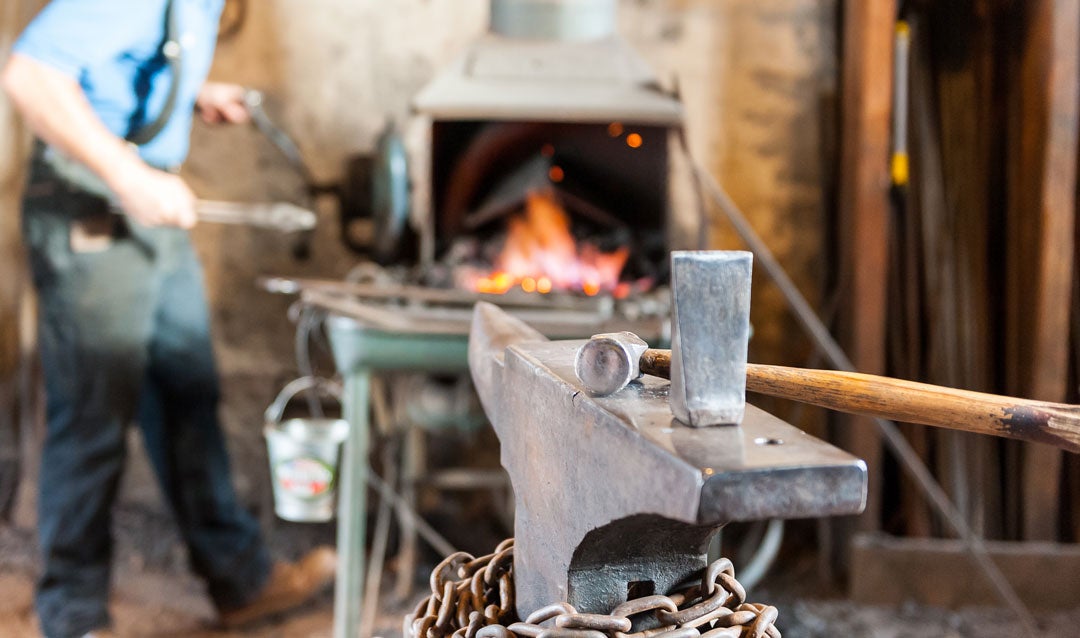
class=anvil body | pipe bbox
[469,304,867,619]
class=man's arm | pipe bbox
[1,53,196,228]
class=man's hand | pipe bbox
[195,82,249,124]
[106,157,197,229]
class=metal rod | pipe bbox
[335,372,370,638]
[260,275,617,313]
[360,438,399,638]
[334,373,455,638]
[244,89,318,186]
[295,305,325,418]
[891,20,911,189]
[736,519,785,592]
[366,468,457,558]
[195,200,274,224]
[689,159,1039,637]
[194,200,317,232]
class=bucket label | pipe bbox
[275,457,335,499]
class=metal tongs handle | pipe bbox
[244,89,317,186]
[195,199,317,233]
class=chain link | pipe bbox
[404,539,780,638]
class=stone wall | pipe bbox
[621,0,837,364]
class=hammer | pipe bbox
[575,333,1080,454]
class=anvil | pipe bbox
[468,301,867,619]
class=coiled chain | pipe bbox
[404,539,780,638]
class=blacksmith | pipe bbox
[1,2,334,636]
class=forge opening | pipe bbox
[427,120,672,298]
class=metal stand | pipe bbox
[326,317,470,638]
[334,371,370,638]
[318,308,670,636]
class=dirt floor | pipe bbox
[2,518,1080,638]
[0,506,417,638]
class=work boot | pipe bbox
[218,546,337,628]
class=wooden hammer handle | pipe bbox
[638,350,1080,453]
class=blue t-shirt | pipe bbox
[13,0,224,168]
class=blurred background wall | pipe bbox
[0,0,838,540]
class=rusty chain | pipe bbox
[404,539,781,638]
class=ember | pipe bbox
[461,190,631,297]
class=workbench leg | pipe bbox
[334,370,370,638]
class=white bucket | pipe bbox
[264,377,349,523]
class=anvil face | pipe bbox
[469,304,867,619]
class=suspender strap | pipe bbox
[127,0,182,146]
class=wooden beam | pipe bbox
[851,532,1080,610]
[0,3,30,388]
[836,0,897,534]
[1004,0,1079,541]
[930,2,1000,538]
[0,0,45,524]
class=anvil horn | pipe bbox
[468,301,547,423]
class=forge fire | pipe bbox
[453,190,640,298]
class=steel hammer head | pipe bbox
[573,252,755,426]
[574,332,649,396]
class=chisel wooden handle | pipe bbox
[638,350,1080,453]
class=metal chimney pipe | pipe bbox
[490,0,617,41]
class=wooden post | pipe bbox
[836,0,896,537]
[927,1,1004,539]
[0,0,44,524]
[1004,0,1079,541]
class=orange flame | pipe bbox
[469,191,629,296]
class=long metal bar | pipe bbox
[359,436,397,638]
[333,386,458,638]
[690,160,1039,637]
[365,468,457,557]
[325,318,466,637]
[195,200,316,232]
[260,275,617,313]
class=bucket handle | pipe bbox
[265,376,344,424]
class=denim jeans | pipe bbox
[22,163,271,638]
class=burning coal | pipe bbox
[457,190,631,297]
